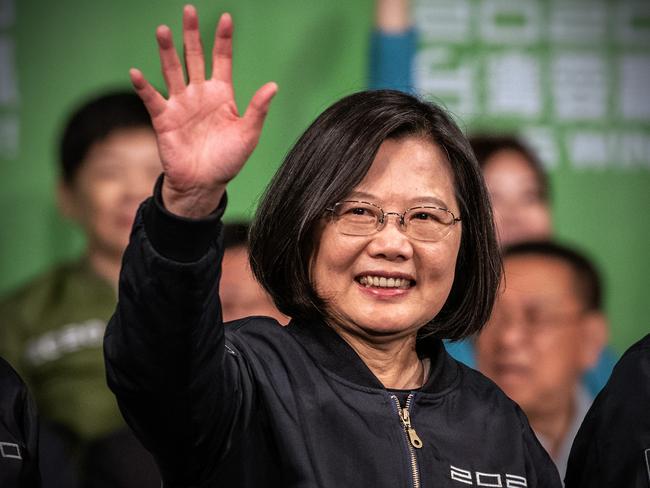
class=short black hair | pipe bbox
[223,221,250,250]
[503,240,603,312]
[469,134,549,202]
[59,90,152,185]
[250,89,501,340]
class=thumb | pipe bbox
[242,82,278,139]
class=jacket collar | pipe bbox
[287,317,460,395]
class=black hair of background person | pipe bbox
[59,91,152,184]
[502,240,603,312]
[469,134,549,202]
[249,89,501,340]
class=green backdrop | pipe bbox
[412,0,650,353]
[1,0,373,290]
[1,0,647,353]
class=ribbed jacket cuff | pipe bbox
[142,174,226,262]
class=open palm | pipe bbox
[131,6,277,217]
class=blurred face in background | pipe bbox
[59,127,161,259]
[476,254,606,419]
[220,245,288,324]
[482,149,551,247]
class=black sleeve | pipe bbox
[0,357,41,488]
[82,427,161,488]
[564,334,650,488]
[104,179,256,486]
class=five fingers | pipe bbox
[132,6,276,136]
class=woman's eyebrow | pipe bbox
[408,196,451,208]
[346,190,451,208]
[345,190,377,201]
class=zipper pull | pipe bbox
[400,408,423,449]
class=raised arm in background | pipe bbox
[375,0,411,33]
[369,0,416,91]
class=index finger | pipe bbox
[157,25,186,96]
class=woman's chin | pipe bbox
[334,314,423,341]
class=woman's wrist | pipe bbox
[161,180,226,219]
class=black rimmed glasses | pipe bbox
[326,200,461,242]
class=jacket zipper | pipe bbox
[391,394,423,488]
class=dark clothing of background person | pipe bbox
[38,421,80,488]
[82,427,161,488]
[0,356,40,487]
[103,188,562,487]
[565,333,650,488]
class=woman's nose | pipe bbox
[367,214,413,261]
[381,211,405,228]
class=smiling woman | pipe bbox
[104,5,562,487]
[249,90,499,343]
[310,137,461,387]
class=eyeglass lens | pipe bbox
[332,201,456,242]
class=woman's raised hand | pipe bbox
[131,5,277,217]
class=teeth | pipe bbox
[359,275,412,289]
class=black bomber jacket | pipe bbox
[0,357,40,487]
[104,183,562,488]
